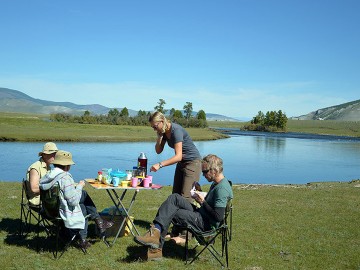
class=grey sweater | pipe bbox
[40,167,85,229]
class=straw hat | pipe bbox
[51,150,75,166]
[38,142,58,156]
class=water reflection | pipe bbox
[253,136,286,156]
[1,134,359,185]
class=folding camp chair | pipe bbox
[174,198,233,268]
[19,178,41,237]
[38,182,88,259]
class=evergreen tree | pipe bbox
[154,99,167,114]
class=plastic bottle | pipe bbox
[97,171,103,182]
[138,152,148,173]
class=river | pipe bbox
[1,130,359,185]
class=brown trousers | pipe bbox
[172,159,201,203]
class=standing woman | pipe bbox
[149,111,201,202]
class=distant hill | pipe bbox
[293,99,360,121]
[0,87,237,121]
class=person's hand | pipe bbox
[78,180,85,187]
[193,192,205,205]
[150,163,161,172]
[157,132,163,141]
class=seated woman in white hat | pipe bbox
[25,142,58,206]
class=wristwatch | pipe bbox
[159,162,163,168]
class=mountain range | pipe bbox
[293,99,360,121]
[1,88,358,121]
[0,87,238,121]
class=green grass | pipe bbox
[0,112,228,142]
[286,120,360,137]
[1,181,359,269]
[1,112,359,142]
[208,120,360,138]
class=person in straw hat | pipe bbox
[26,142,58,206]
[40,150,114,250]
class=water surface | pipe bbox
[1,132,359,185]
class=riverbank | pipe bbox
[0,112,228,142]
[1,181,359,269]
[209,119,360,138]
[1,112,360,142]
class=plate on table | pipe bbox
[85,179,96,184]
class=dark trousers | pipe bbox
[75,190,100,239]
[154,193,205,248]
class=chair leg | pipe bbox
[19,204,27,237]
[57,233,79,259]
[101,235,111,247]
[54,219,60,259]
[184,229,189,263]
[189,230,226,268]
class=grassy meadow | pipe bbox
[208,119,360,138]
[0,181,359,270]
[0,112,228,142]
[1,112,360,142]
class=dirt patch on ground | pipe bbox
[233,180,360,190]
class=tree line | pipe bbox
[243,110,288,131]
[50,99,208,128]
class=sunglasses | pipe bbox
[151,122,160,129]
[202,169,210,174]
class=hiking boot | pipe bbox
[147,247,163,261]
[94,217,114,234]
[76,239,91,250]
[134,224,160,248]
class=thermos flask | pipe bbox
[138,152,148,173]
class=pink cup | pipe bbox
[131,177,138,188]
[143,177,150,188]
[146,175,153,183]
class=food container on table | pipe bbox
[121,180,130,187]
[125,170,132,180]
[102,168,112,184]
[110,169,126,178]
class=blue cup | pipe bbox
[112,177,120,187]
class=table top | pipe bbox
[84,179,162,190]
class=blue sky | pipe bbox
[0,0,359,119]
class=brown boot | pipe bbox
[147,247,163,261]
[134,224,160,249]
[95,217,114,234]
[76,239,92,251]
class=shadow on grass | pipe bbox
[1,217,60,254]
[118,238,195,263]
[1,218,102,257]
[133,219,151,231]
